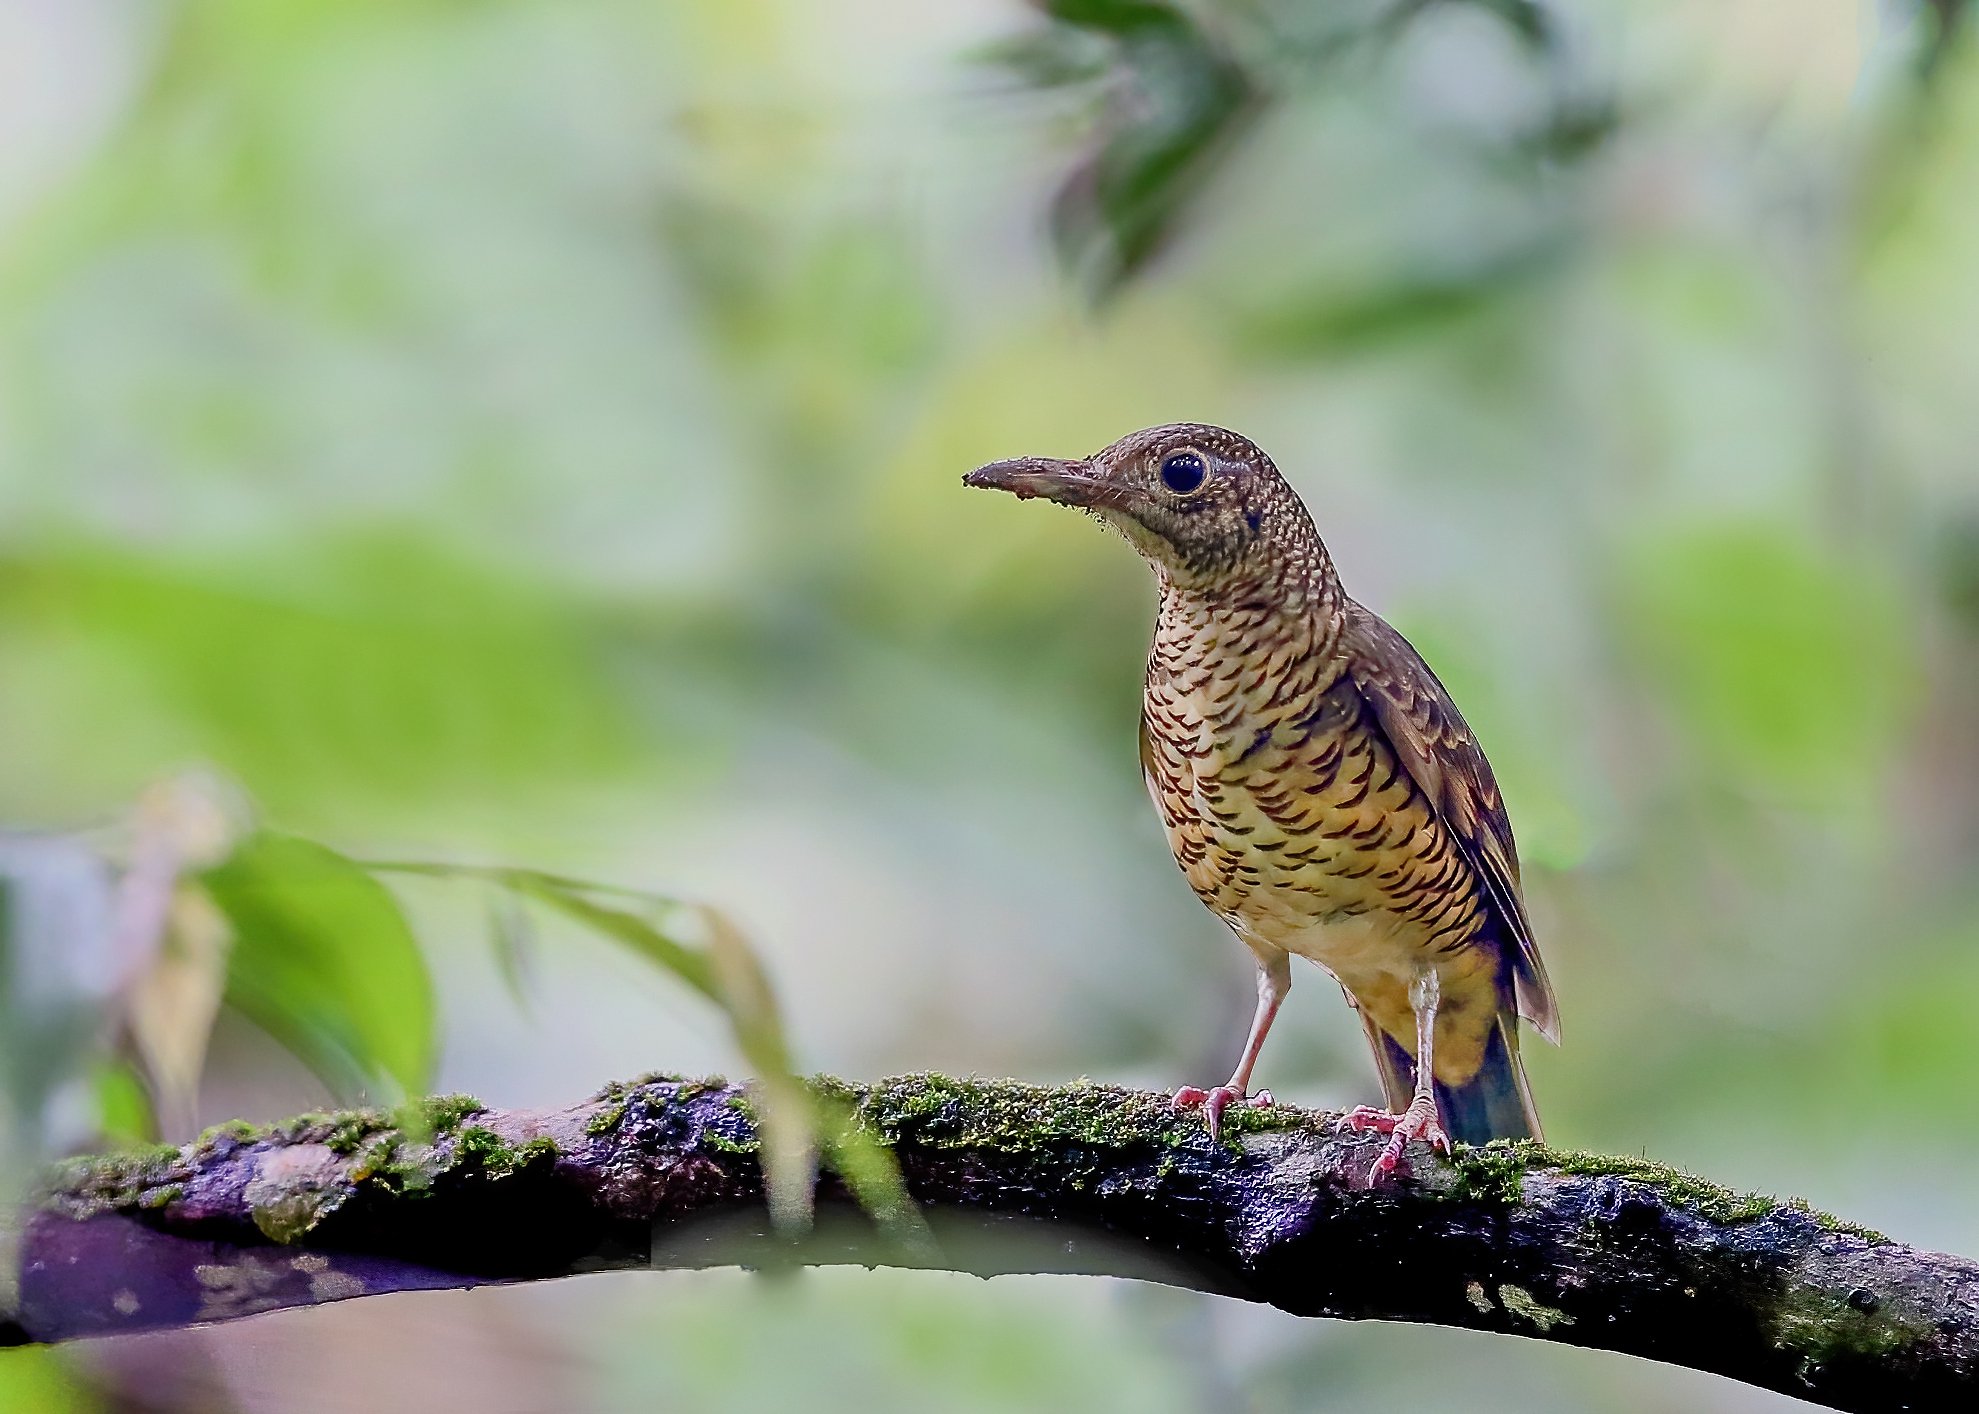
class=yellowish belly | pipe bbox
[1146,703,1502,1082]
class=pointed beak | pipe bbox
[963,456,1103,507]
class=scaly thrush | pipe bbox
[966,424,1559,1177]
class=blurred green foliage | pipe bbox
[4,0,1979,1410]
[205,832,435,1098]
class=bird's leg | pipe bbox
[1174,953,1289,1139]
[1341,970,1451,1181]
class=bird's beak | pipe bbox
[963,456,1103,507]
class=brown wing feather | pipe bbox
[1341,601,1560,1042]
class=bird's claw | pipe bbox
[1172,1084,1274,1140]
[1339,1099,1449,1182]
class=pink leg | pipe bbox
[1174,955,1289,1139]
[1340,971,1450,1181]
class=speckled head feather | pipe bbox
[966,422,1331,592]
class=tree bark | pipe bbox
[7,1074,1974,1410]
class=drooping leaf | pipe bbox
[491,873,720,1003]
[90,1061,157,1149]
[993,0,1611,297]
[702,906,810,1228]
[362,859,920,1237]
[486,889,538,1015]
[202,832,434,1100]
[1040,6,1260,295]
[0,836,120,1160]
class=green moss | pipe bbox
[854,1074,1160,1152]
[408,1093,485,1134]
[454,1125,558,1179]
[249,1186,342,1244]
[138,1183,184,1210]
[815,1073,1317,1160]
[1778,1195,1887,1244]
[584,1076,733,1138]
[585,1102,628,1136]
[1446,1139,1535,1205]
[46,1142,189,1217]
[705,1129,758,1156]
[1771,1286,1923,1364]
[192,1118,261,1154]
[347,1134,401,1183]
[1444,1140,1885,1240]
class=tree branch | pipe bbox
[7,1075,1974,1410]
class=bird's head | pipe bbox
[964,422,1322,591]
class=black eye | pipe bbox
[1159,451,1206,495]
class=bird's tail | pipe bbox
[1363,1009,1541,1146]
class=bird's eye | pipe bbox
[1159,451,1207,495]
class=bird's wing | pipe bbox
[1341,600,1559,1042]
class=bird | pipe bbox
[964,423,1558,1179]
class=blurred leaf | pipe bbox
[703,907,810,1229]
[0,537,639,816]
[1938,514,1979,632]
[1623,525,1919,802]
[203,832,434,1099]
[703,907,921,1242]
[486,890,538,1015]
[1465,0,1555,49]
[366,860,920,1238]
[120,882,233,1142]
[0,838,119,1158]
[495,873,719,1003]
[89,1062,156,1149]
[812,1091,930,1250]
[973,25,1113,89]
[998,1,1258,295]
[0,1347,94,1413]
[1917,0,1971,84]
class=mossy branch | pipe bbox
[8,1075,1975,1410]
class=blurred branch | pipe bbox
[9,1075,1975,1410]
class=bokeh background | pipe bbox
[5,0,1979,1409]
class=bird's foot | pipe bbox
[1340,1097,1449,1182]
[1171,1085,1274,1141]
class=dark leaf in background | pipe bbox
[1919,0,1972,83]
[1002,1,1260,295]
[999,0,1609,299]
[1466,0,1555,48]
[202,833,434,1101]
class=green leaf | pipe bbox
[203,832,434,1099]
[492,873,720,1003]
[91,1061,158,1148]
[486,889,537,1014]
